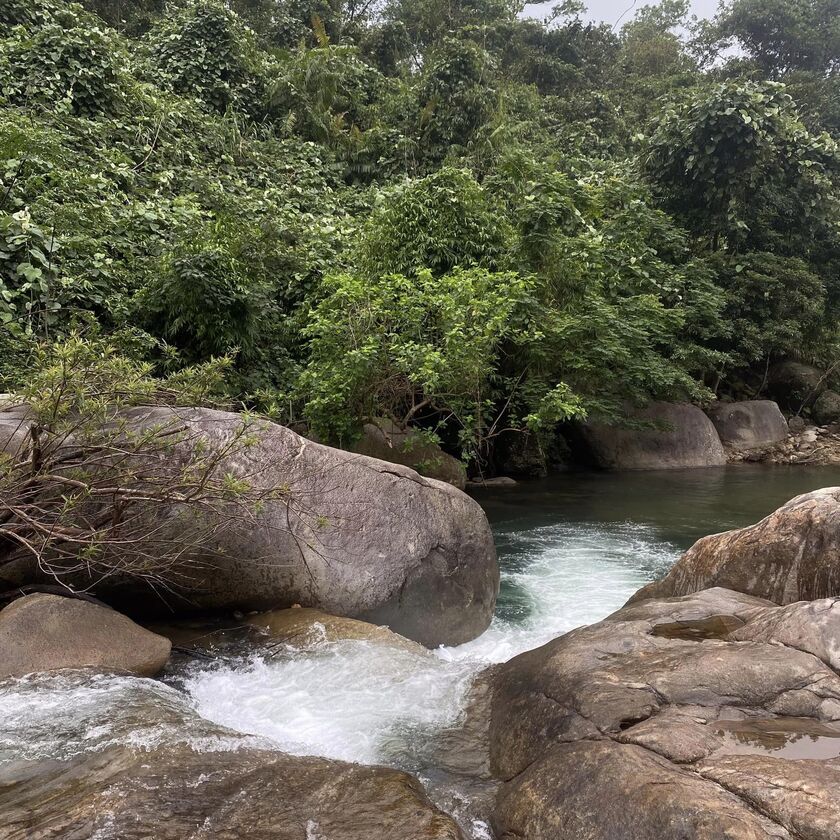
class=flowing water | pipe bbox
[179,466,840,770]
[5,464,840,837]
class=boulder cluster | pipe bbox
[4,394,840,839]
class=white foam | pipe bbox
[183,520,679,768]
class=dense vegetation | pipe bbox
[1,0,838,468]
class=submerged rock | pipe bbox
[487,586,840,839]
[0,672,464,840]
[580,402,726,470]
[0,594,170,678]
[631,487,840,605]
[19,407,498,648]
[706,400,789,450]
[247,607,427,653]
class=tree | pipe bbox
[715,0,840,76]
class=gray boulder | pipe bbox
[768,360,826,410]
[351,419,466,490]
[0,594,170,678]
[488,587,840,840]
[631,487,840,606]
[580,402,726,470]
[706,400,788,449]
[813,390,840,426]
[0,403,31,460]
[24,407,498,647]
[0,672,464,840]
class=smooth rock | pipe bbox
[813,390,840,426]
[631,488,840,605]
[580,402,726,470]
[246,607,426,653]
[351,418,466,490]
[20,407,498,648]
[0,672,463,840]
[706,400,788,449]
[0,404,31,459]
[0,594,171,678]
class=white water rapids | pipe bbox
[181,521,678,766]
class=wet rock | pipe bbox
[0,594,170,678]
[246,607,427,653]
[0,672,464,840]
[813,390,840,426]
[580,402,726,470]
[23,407,498,648]
[768,360,826,410]
[706,400,788,450]
[351,419,466,490]
[631,488,840,605]
[487,586,840,840]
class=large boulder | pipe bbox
[0,671,464,840]
[351,419,466,490]
[580,402,726,470]
[488,587,840,840]
[768,360,826,410]
[0,594,170,678]
[813,390,840,426]
[706,400,789,449]
[20,407,498,647]
[631,487,840,605]
[0,403,31,459]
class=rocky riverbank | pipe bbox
[5,395,840,839]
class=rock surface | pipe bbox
[488,586,840,840]
[580,402,727,470]
[20,407,498,647]
[631,487,840,605]
[351,418,466,489]
[768,360,826,410]
[0,403,31,459]
[813,390,840,426]
[246,606,426,653]
[0,594,171,678]
[0,672,464,840]
[706,400,789,450]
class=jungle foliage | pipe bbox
[1,0,838,466]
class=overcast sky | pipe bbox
[521,0,720,28]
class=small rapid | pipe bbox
[179,519,679,771]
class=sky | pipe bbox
[520,0,720,28]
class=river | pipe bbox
[4,465,840,838]
[175,466,840,823]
